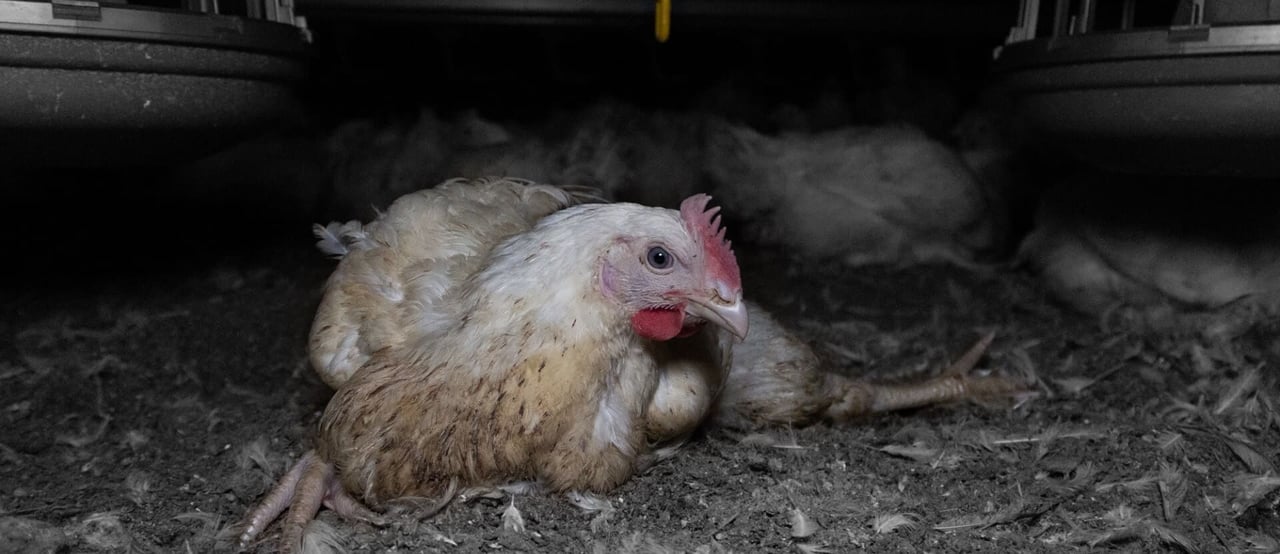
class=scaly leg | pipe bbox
[824,331,1031,420]
[718,319,1030,428]
[277,454,333,552]
[239,451,319,548]
[237,450,382,553]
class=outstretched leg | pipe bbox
[716,309,1030,428]
[823,331,1030,420]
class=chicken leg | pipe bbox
[713,304,1025,429]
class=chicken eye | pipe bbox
[646,246,673,270]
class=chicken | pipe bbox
[239,177,1026,552]
[1019,175,1280,326]
[242,178,745,551]
[705,122,998,267]
[306,178,588,388]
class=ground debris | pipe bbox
[0,516,69,553]
[5,242,1279,552]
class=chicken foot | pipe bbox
[237,450,382,552]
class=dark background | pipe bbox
[3,0,1022,284]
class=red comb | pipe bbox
[680,194,741,292]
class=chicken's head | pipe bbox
[599,194,747,342]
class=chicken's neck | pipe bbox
[448,218,659,458]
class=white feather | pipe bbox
[566,491,615,513]
[313,223,349,258]
[313,221,371,259]
[592,387,635,457]
[299,519,346,554]
[501,499,526,533]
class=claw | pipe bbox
[239,451,318,549]
[939,330,996,377]
[324,477,387,526]
[237,450,381,553]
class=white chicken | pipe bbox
[239,177,1024,552]
[705,122,998,267]
[1019,175,1280,328]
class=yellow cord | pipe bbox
[655,0,671,43]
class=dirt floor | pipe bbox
[2,221,1279,553]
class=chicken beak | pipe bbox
[685,291,749,340]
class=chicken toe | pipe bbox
[238,450,380,553]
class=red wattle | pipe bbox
[632,307,685,340]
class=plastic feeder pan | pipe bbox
[0,1,310,167]
[995,24,1280,177]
